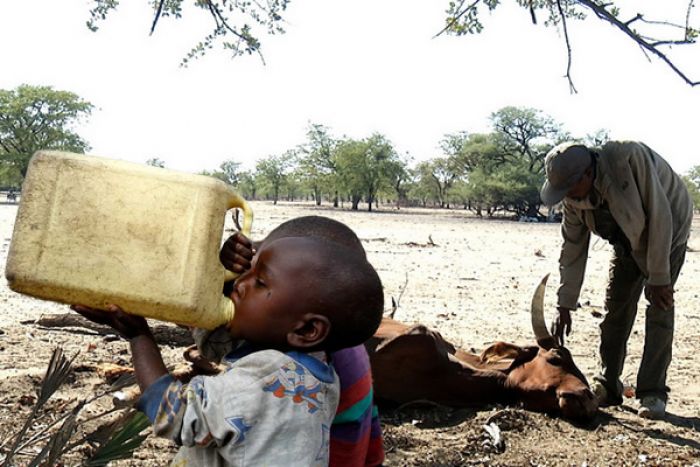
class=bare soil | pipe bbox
[1,201,699,466]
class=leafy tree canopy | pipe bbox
[490,106,567,173]
[255,150,295,204]
[0,85,93,180]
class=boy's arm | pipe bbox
[129,334,168,392]
[71,305,167,391]
[72,305,182,440]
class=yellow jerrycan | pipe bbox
[5,150,253,330]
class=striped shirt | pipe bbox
[330,345,384,467]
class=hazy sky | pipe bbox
[1,0,699,174]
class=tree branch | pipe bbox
[576,0,699,86]
[150,0,166,36]
[557,0,578,93]
[434,0,481,38]
[206,0,267,63]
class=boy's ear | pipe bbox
[287,313,331,349]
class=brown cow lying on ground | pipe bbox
[113,277,596,421]
[366,275,598,422]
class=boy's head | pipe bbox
[264,215,366,257]
[229,236,383,352]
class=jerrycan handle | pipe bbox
[211,192,253,331]
[223,192,254,282]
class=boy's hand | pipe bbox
[220,232,255,274]
[71,304,151,340]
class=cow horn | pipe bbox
[530,274,555,346]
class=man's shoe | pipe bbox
[638,396,666,419]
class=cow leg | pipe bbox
[596,245,644,403]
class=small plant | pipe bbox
[0,348,149,466]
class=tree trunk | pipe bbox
[526,203,540,219]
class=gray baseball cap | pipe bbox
[540,142,592,206]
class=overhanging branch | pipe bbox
[576,0,699,86]
[434,0,481,38]
[557,0,578,93]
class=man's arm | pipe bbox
[552,204,591,345]
[557,203,591,310]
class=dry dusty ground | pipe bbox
[0,200,699,466]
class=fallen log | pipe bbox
[29,313,194,347]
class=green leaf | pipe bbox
[85,411,151,466]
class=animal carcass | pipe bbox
[365,275,597,421]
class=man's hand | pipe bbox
[645,284,674,311]
[551,307,572,346]
[71,304,151,340]
[220,232,255,274]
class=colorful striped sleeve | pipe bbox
[330,345,384,467]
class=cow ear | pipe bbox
[507,346,540,371]
[480,342,527,363]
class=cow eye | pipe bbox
[547,350,564,365]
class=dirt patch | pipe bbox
[1,201,699,465]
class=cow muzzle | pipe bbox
[558,386,598,421]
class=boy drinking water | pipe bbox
[198,215,386,466]
[73,235,384,466]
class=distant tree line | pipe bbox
[195,108,613,218]
[683,166,700,213]
[2,84,699,216]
